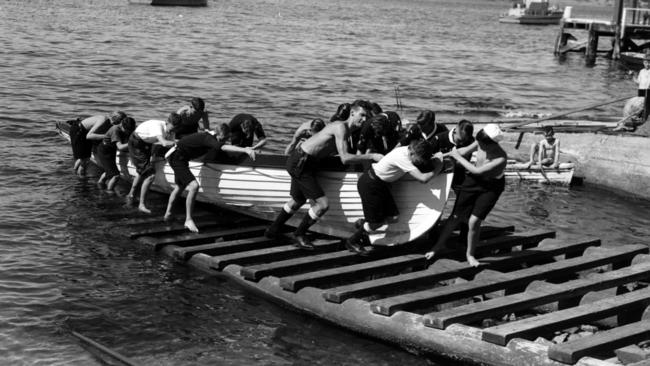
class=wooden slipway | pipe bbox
[127,219,650,366]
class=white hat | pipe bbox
[482,123,503,142]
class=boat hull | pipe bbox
[57,122,452,245]
[150,0,207,6]
[499,14,563,24]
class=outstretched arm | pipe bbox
[284,126,306,155]
[86,120,109,141]
[450,149,506,176]
[222,145,256,160]
[334,124,382,164]
[155,135,176,147]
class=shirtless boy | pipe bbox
[284,118,326,155]
[523,126,560,169]
[265,105,383,249]
[69,111,127,176]
[176,97,210,138]
[126,113,178,213]
[163,124,256,232]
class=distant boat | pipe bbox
[150,0,207,6]
[499,0,564,25]
[619,51,645,68]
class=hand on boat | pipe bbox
[372,153,383,162]
[424,251,435,260]
[245,148,256,160]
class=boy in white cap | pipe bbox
[425,123,507,267]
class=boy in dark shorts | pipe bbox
[163,124,256,232]
[96,117,136,191]
[228,113,267,150]
[284,118,326,155]
[346,140,444,255]
[69,111,127,176]
[265,104,383,250]
[126,113,178,213]
[425,124,507,267]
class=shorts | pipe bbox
[128,133,155,177]
[168,151,195,189]
[96,143,119,178]
[286,148,324,202]
[453,175,505,221]
[70,121,91,160]
[357,167,398,224]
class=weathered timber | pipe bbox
[139,225,268,250]
[424,257,650,330]
[279,254,427,292]
[209,239,341,270]
[548,318,650,364]
[241,250,386,282]
[323,237,599,304]
[128,217,258,239]
[370,245,648,316]
[482,286,650,346]
[172,236,278,261]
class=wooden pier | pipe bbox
[123,216,650,366]
[554,1,650,65]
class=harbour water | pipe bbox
[2,0,650,365]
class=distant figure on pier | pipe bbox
[69,111,127,176]
[346,140,443,255]
[521,126,560,169]
[284,118,326,155]
[398,110,448,147]
[126,113,178,214]
[96,117,136,192]
[228,113,267,150]
[264,104,383,250]
[634,52,650,121]
[425,124,507,267]
[163,124,256,232]
[175,97,210,139]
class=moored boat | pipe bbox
[499,0,564,25]
[56,121,453,246]
[505,162,575,185]
[150,0,207,6]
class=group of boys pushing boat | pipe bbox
[66,97,522,267]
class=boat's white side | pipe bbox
[58,122,452,245]
[121,153,453,245]
[505,163,574,185]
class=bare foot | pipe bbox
[138,205,152,214]
[424,251,435,260]
[163,213,173,223]
[184,219,199,233]
[467,255,480,267]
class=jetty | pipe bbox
[554,0,650,64]
[117,210,650,366]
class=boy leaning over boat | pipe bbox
[264,103,383,250]
[346,140,444,255]
[125,113,178,214]
[163,124,256,233]
[69,111,127,176]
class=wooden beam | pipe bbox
[172,236,277,261]
[139,225,267,250]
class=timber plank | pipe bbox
[371,244,647,316]
[279,254,427,292]
[241,250,382,281]
[140,225,268,250]
[128,217,258,239]
[209,239,341,270]
[172,236,278,261]
[548,318,650,364]
[482,286,650,346]
[324,237,600,304]
[425,260,650,330]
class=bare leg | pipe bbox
[425,213,462,260]
[106,176,119,192]
[184,181,200,233]
[522,144,537,169]
[126,173,143,205]
[97,172,107,186]
[164,184,183,222]
[466,215,482,267]
[138,175,154,214]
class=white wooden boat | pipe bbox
[56,121,453,246]
[150,0,207,6]
[499,0,564,25]
[505,162,575,185]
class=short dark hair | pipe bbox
[110,111,127,125]
[218,123,230,136]
[191,97,205,111]
[370,102,383,116]
[167,112,182,128]
[310,118,326,133]
[351,99,372,111]
[543,126,554,136]
[369,114,389,136]
[408,139,433,166]
[416,110,435,126]
[457,119,474,147]
[121,117,136,133]
[330,103,351,122]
